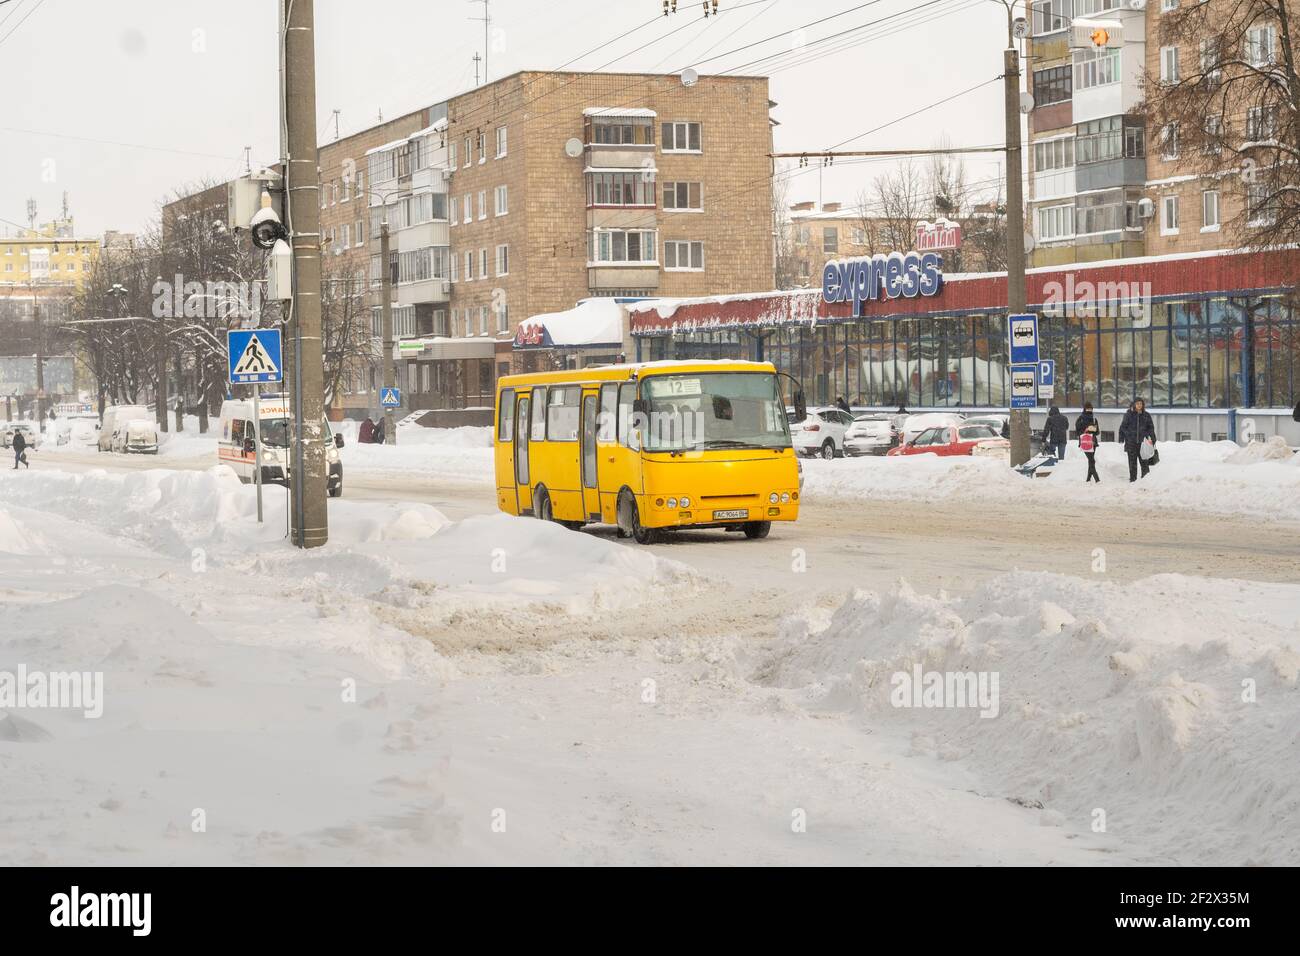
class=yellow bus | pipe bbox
[494,360,802,543]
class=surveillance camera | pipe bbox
[249,205,287,250]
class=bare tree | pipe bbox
[1144,1,1300,247]
[771,173,803,289]
[872,159,928,252]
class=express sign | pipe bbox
[821,251,944,316]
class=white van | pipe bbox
[98,405,158,454]
[218,396,344,497]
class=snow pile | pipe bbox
[766,571,1300,865]
[1226,434,1295,464]
[337,425,494,483]
[801,439,1300,522]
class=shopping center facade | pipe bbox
[614,247,1300,442]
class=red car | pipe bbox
[886,423,1009,457]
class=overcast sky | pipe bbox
[0,0,1011,238]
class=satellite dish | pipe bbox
[1024,232,1036,255]
[681,67,699,87]
[564,137,583,158]
[1020,91,1035,114]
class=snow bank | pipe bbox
[338,425,494,483]
[766,571,1300,864]
[802,440,1300,522]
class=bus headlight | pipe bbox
[679,496,691,508]
[781,492,790,503]
[769,492,779,504]
[667,497,678,509]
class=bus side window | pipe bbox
[530,386,546,440]
[598,383,618,443]
[618,382,639,451]
[498,388,515,441]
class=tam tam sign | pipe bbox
[514,321,550,348]
[916,219,962,252]
[822,251,944,316]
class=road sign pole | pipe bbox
[253,387,264,524]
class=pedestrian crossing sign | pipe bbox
[227,329,283,385]
[380,387,401,408]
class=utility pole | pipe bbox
[379,220,397,446]
[33,300,44,430]
[470,0,490,83]
[283,0,330,548]
[1003,10,1030,467]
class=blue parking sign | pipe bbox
[227,329,283,384]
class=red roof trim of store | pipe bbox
[627,247,1300,336]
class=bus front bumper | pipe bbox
[642,493,799,528]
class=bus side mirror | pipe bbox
[334,433,344,448]
[794,390,807,422]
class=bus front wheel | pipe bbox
[743,521,771,539]
[618,490,657,545]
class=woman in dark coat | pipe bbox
[1118,398,1156,482]
[1075,402,1100,483]
[358,417,375,444]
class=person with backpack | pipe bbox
[1075,402,1100,483]
[1118,398,1156,482]
[11,428,29,469]
[1042,405,1069,460]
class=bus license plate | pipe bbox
[712,509,748,520]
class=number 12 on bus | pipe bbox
[494,361,802,544]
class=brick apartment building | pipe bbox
[291,71,775,419]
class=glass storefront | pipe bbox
[636,294,1300,409]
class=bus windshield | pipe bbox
[641,372,792,452]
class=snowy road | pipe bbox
[6,448,1299,865]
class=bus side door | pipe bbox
[514,389,535,514]
[580,389,601,522]
[597,380,642,523]
[495,388,518,514]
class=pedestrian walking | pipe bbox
[1118,398,1156,482]
[358,417,375,444]
[1042,405,1069,460]
[373,417,387,445]
[11,429,29,469]
[1075,402,1101,483]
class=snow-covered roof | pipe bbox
[583,106,657,117]
[365,137,410,157]
[584,165,658,174]
[515,298,625,349]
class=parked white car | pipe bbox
[899,412,966,446]
[98,405,152,452]
[964,413,1009,437]
[844,413,896,456]
[2,422,39,450]
[788,406,854,459]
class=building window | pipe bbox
[464,250,474,280]
[1247,182,1278,226]
[1202,114,1223,154]
[1162,0,1178,11]
[496,244,509,276]
[663,240,704,271]
[1033,135,1075,171]
[1074,47,1121,90]
[355,219,365,245]
[1246,105,1278,141]
[479,305,489,334]
[661,121,702,152]
[1161,122,1180,160]
[463,137,471,168]
[587,228,658,264]
[1075,0,1121,14]
[1032,65,1072,107]
[1246,23,1276,67]
[587,170,655,207]
[1199,38,1222,89]
[448,140,457,168]
[477,190,487,220]
[1032,0,1069,35]
[494,184,508,215]
[463,194,472,222]
[1202,189,1220,229]
[480,248,488,278]
[822,227,839,254]
[662,181,703,211]
[1037,203,1074,241]
[477,129,487,163]
[450,254,458,282]
[497,297,509,332]
[1161,194,1180,234]
[495,125,507,158]
[1160,46,1180,84]
[589,115,655,145]
[340,224,350,248]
